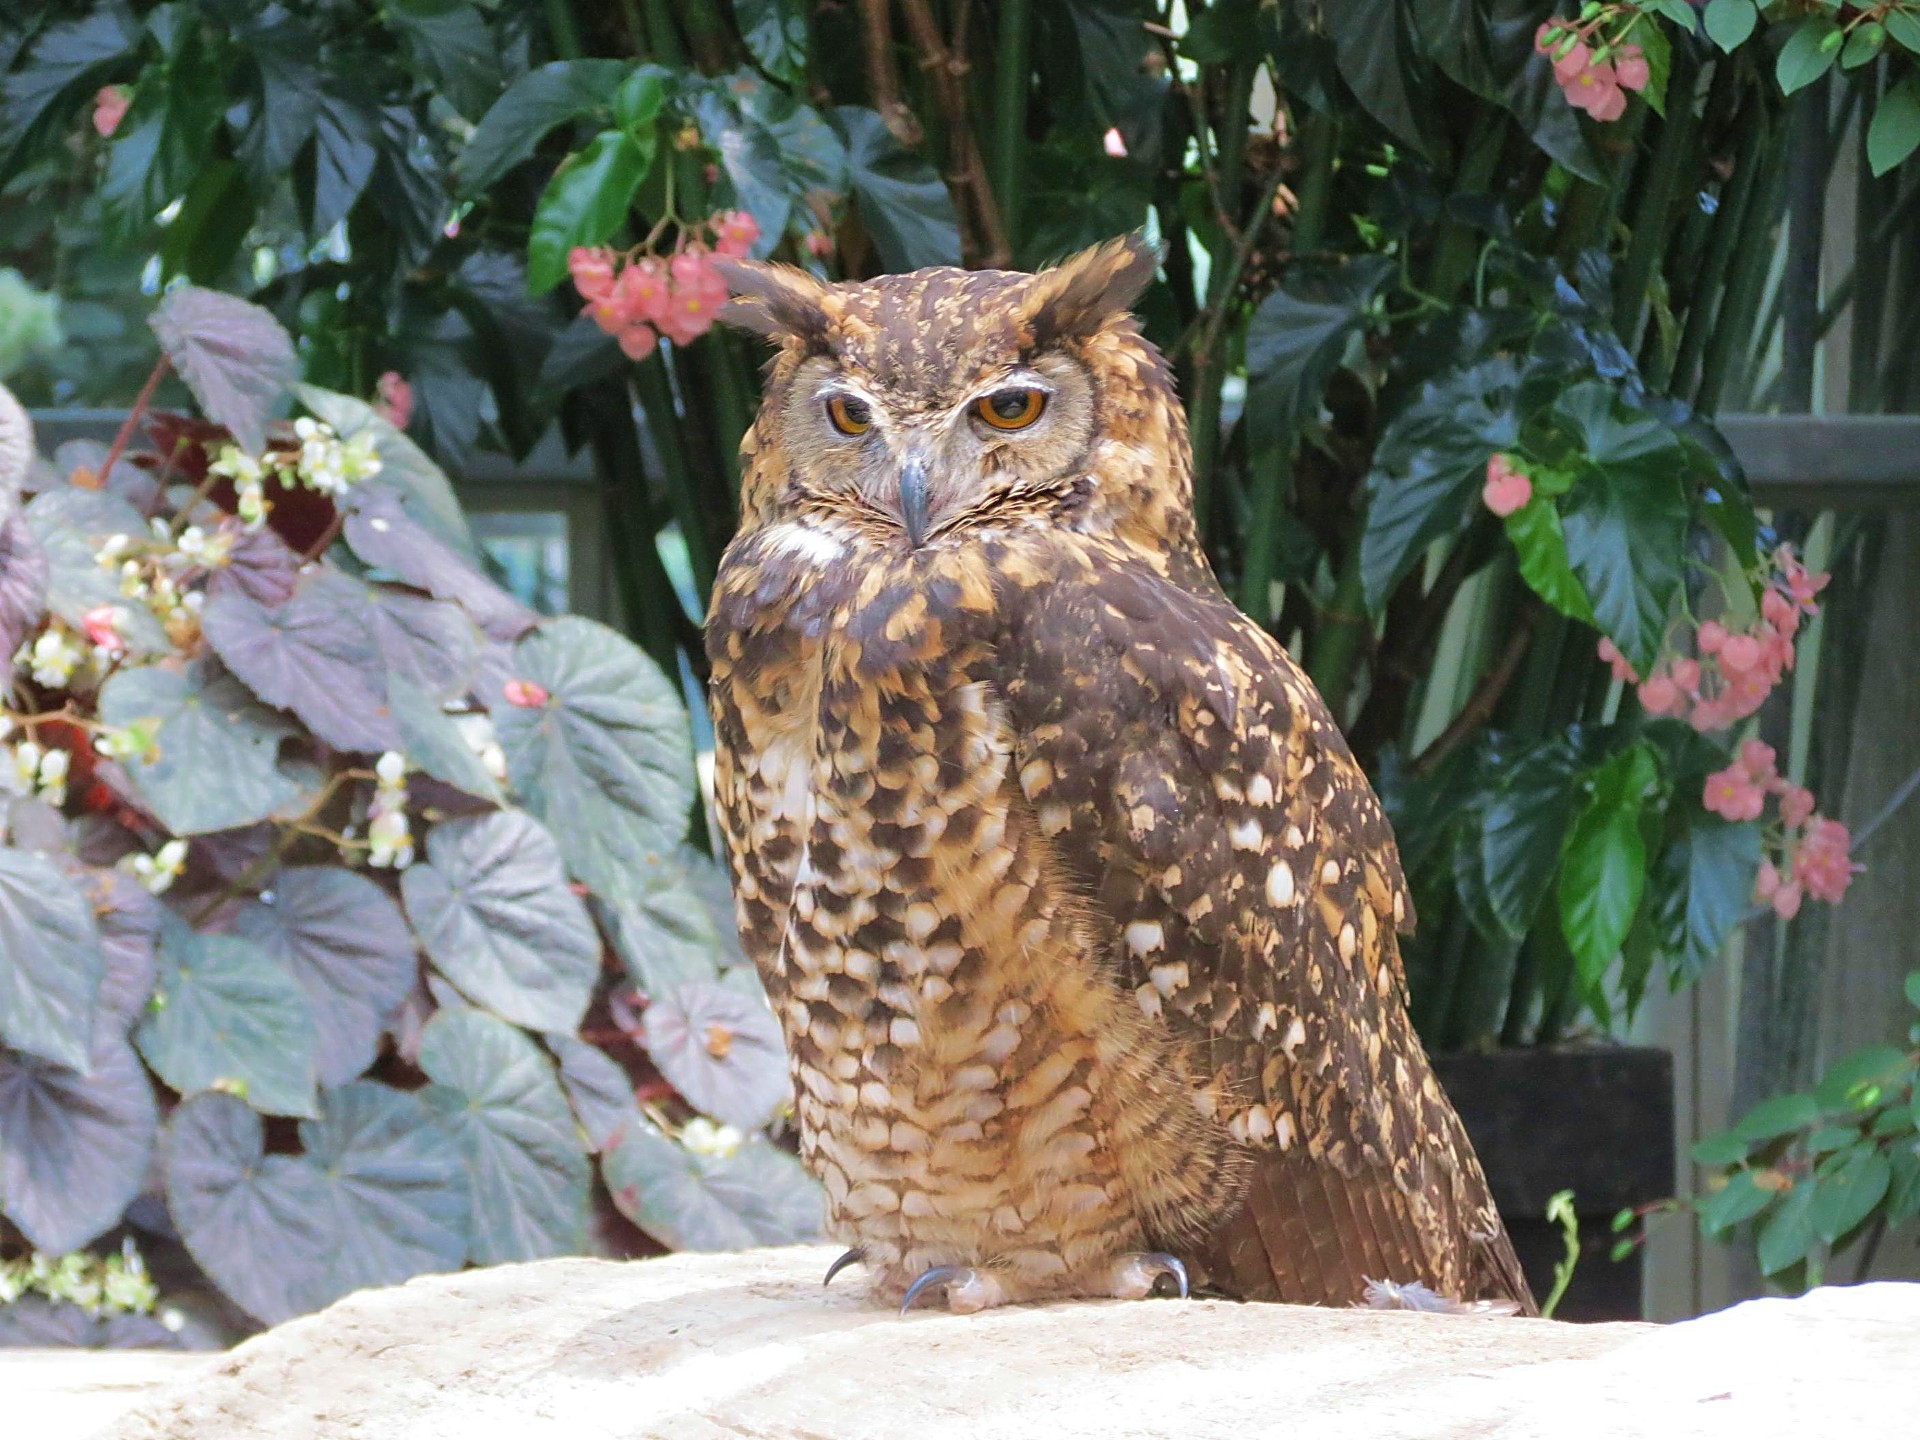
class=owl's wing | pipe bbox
[987,532,1534,1311]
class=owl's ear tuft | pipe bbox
[1020,234,1160,345]
[713,257,832,345]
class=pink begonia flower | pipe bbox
[1779,784,1816,830]
[503,679,549,708]
[1771,879,1804,920]
[1717,631,1762,675]
[1669,657,1701,692]
[1782,554,1829,610]
[1753,858,1781,902]
[713,209,760,258]
[1565,61,1627,122]
[1761,585,1799,637]
[1696,619,1727,654]
[83,605,126,652]
[568,247,617,305]
[1612,44,1650,93]
[804,230,835,258]
[1737,739,1777,783]
[374,371,412,430]
[614,258,671,327]
[1597,635,1639,685]
[1103,126,1129,159]
[1482,453,1532,517]
[1703,765,1765,823]
[1638,674,1679,715]
[618,323,659,361]
[1794,818,1855,904]
[93,86,130,139]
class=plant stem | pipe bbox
[989,0,1031,256]
[1614,47,1698,345]
[543,0,583,59]
[1427,111,1507,302]
[101,355,169,486]
[583,376,686,675]
[635,355,717,600]
[1305,553,1368,723]
[1410,603,1540,776]
[1699,123,1789,414]
[642,0,687,66]
[1777,74,1830,414]
[1670,87,1766,402]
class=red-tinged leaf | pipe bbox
[148,287,297,454]
[639,979,789,1130]
[0,513,48,665]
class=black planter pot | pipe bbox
[1431,1046,1675,1322]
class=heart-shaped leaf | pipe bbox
[206,523,301,607]
[232,867,417,1086]
[546,1033,640,1153]
[0,849,106,1071]
[640,980,790,1130]
[492,616,694,904]
[0,1297,183,1350]
[0,1037,157,1254]
[100,660,313,835]
[1244,256,1395,455]
[343,485,533,640]
[203,568,398,754]
[0,513,48,666]
[417,1007,589,1262]
[136,915,318,1118]
[165,1084,468,1324]
[399,811,599,1034]
[602,1122,822,1251]
[148,287,297,454]
[25,489,170,656]
[299,388,477,558]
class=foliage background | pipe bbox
[2,0,1919,1329]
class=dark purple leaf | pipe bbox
[207,524,302,607]
[233,867,417,1086]
[203,568,398,753]
[639,980,790,1130]
[84,868,159,1051]
[0,1038,157,1254]
[398,810,599,1034]
[0,513,48,664]
[388,678,502,802]
[601,1122,822,1252]
[0,849,105,1071]
[418,1007,588,1262]
[359,582,482,702]
[148,287,298,454]
[0,1297,187,1350]
[165,1084,468,1325]
[545,1033,640,1153]
[344,485,535,641]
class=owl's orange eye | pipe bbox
[826,395,872,435]
[977,388,1047,430]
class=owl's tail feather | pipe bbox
[1192,1139,1539,1317]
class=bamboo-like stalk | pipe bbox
[1777,75,1831,414]
[635,355,717,600]
[1614,48,1699,346]
[988,0,1031,257]
[1848,73,1893,412]
[1698,124,1790,414]
[641,0,688,66]
[582,379,684,676]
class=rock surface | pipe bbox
[74,1245,1920,1439]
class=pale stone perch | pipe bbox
[14,1246,1916,1439]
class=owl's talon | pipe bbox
[823,1247,865,1287]
[898,1265,1007,1315]
[1110,1251,1190,1300]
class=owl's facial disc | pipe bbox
[781,351,1097,545]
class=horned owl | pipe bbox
[704,237,1534,1316]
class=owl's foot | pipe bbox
[823,1247,865,1287]
[1106,1252,1190,1301]
[898,1265,1010,1315]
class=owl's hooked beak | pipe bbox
[898,455,931,547]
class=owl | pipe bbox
[704,237,1535,1317]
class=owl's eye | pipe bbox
[976,387,1047,431]
[826,395,872,436]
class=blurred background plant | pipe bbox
[2,0,1919,1328]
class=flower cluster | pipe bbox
[94,523,223,644]
[1623,547,1829,733]
[122,837,189,896]
[7,735,69,806]
[1535,14,1652,123]
[1703,741,1855,918]
[0,1240,158,1318]
[366,750,413,869]
[1482,453,1533,517]
[92,85,129,140]
[568,209,759,361]
[208,417,382,529]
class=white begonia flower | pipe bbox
[680,1117,745,1158]
[375,750,407,786]
[28,629,81,687]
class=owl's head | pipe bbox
[715,236,1190,551]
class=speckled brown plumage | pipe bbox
[704,238,1535,1315]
